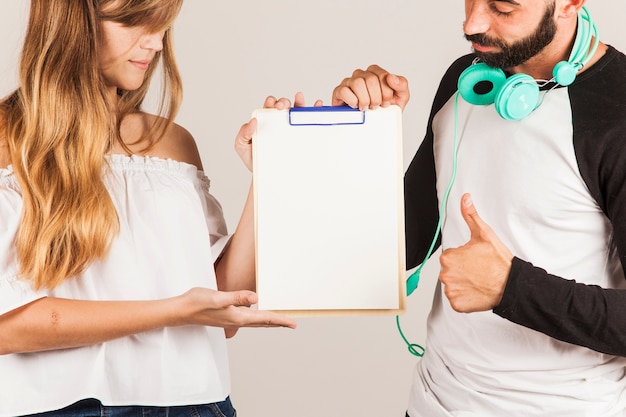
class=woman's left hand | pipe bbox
[234,92,322,171]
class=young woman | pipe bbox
[0,1,296,416]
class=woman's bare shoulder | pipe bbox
[156,117,204,171]
[119,112,204,170]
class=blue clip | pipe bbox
[289,106,365,126]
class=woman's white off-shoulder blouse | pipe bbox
[0,155,232,416]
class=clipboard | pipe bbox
[252,105,406,316]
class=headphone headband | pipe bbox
[569,6,599,69]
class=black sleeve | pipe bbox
[494,258,626,357]
[405,54,475,269]
[494,46,626,357]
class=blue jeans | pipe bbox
[22,397,237,417]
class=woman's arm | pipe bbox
[0,287,295,355]
[215,182,255,292]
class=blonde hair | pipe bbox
[1,0,183,290]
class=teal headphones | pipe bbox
[457,6,599,120]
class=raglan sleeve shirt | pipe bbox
[405,46,626,357]
[494,48,626,356]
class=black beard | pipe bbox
[465,3,557,69]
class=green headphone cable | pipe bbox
[397,91,462,357]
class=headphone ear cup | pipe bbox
[458,63,507,105]
[553,61,578,86]
[494,73,540,121]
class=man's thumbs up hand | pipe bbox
[439,193,514,313]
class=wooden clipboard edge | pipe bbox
[259,306,405,318]
[251,106,408,317]
[392,105,408,315]
[251,108,261,296]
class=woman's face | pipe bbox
[98,21,166,93]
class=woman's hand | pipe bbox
[177,287,297,337]
[234,92,322,171]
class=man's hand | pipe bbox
[331,65,410,111]
[439,194,513,312]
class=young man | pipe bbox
[333,0,626,415]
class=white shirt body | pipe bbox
[0,155,231,416]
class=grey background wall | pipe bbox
[1,2,625,416]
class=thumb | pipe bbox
[386,73,410,110]
[460,193,489,240]
[220,290,258,308]
[237,118,256,140]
